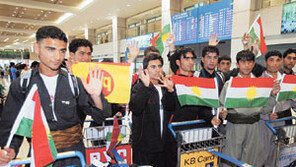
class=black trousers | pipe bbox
[133,149,165,167]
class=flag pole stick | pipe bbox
[272,74,284,113]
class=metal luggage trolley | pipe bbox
[168,120,225,167]
[265,116,296,167]
[83,118,132,165]
[84,118,128,147]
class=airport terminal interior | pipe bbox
[0,0,295,166]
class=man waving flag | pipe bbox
[6,84,57,167]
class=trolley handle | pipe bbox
[265,116,296,135]
[9,151,86,166]
[168,120,205,138]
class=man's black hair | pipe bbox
[202,46,219,58]
[175,47,196,60]
[36,26,68,43]
[265,50,282,61]
[69,38,93,53]
[236,50,255,63]
[143,53,163,69]
[283,48,296,58]
[168,47,196,74]
[144,46,160,57]
[30,61,39,69]
[218,55,231,64]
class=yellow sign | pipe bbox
[72,62,131,103]
[180,149,218,167]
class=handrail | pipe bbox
[265,116,296,134]
[168,120,206,138]
[9,151,86,166]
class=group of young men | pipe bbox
[129,33,296,167]
[0,25,295,167]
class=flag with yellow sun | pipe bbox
[172,75,219,108]
[224,77,274,108]
[277,74,296,101]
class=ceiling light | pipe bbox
[3,38,9,42]
[41,10,44,13]
[77,0,93,10]
[21,12,24,14]
[23,39,29,43]
[12,14,15,16]
[59,0,63,3]
[126,4,131,7]
[14,39,19,42]
[29,34,35,39]
[23,8,27,10]
[55,13,74,24]
[15,7,18,9]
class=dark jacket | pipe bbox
[172,73,214,125]
[129,82,175,153]
[0,67,111,154]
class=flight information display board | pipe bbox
[172,8,199,45]
[198,0,233,43]
[171,0,233,45]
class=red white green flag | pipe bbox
[248,14,267,56]
[277,74,296,101]
[150,24,171,55]
[6,84,57,167]
[224,77,274,108]
[172,75,219,108]
[150,3,172,56]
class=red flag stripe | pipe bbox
[172,75,216,88]
[150,32,161,47]
[231,77,274,88]
[107,116,120,158]
[258,17,267,54]
[32,91,54,167]
[283,75,296,84]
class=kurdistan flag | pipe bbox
[172,75,219,108]
[224,77,274,108]
[248,14,267,57]
[277,74,296,101]
[150,2,172,56]
[6,84,57,167]
[72,62,131,103]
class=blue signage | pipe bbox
[171,0,233,45]
[172,8,199,45]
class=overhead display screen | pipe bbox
[172,8,199,45]
[281,2,296,34]
[171,0,233,45]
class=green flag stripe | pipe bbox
[278,91,296,101]
[15,117,33,138]
[178,95,219,108]
[162,24,171,34]
[48,135,57,159]
[225,97,269,108]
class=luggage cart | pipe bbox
[9,151,86,166]
[169,120,254,167]
[84,118,132,165]
[265,116,296,167]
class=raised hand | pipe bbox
[252,39,259,56]
[138,66,150,87]
[159,74,174,93]
[271,79,280,96]
[166,33,176,52]
[128,40,140,63]
[242,33,251,50]
[81,65,104,96]
[209,33,220,46]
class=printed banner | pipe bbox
[72,62,131,103]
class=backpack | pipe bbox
[20,69,79,98]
